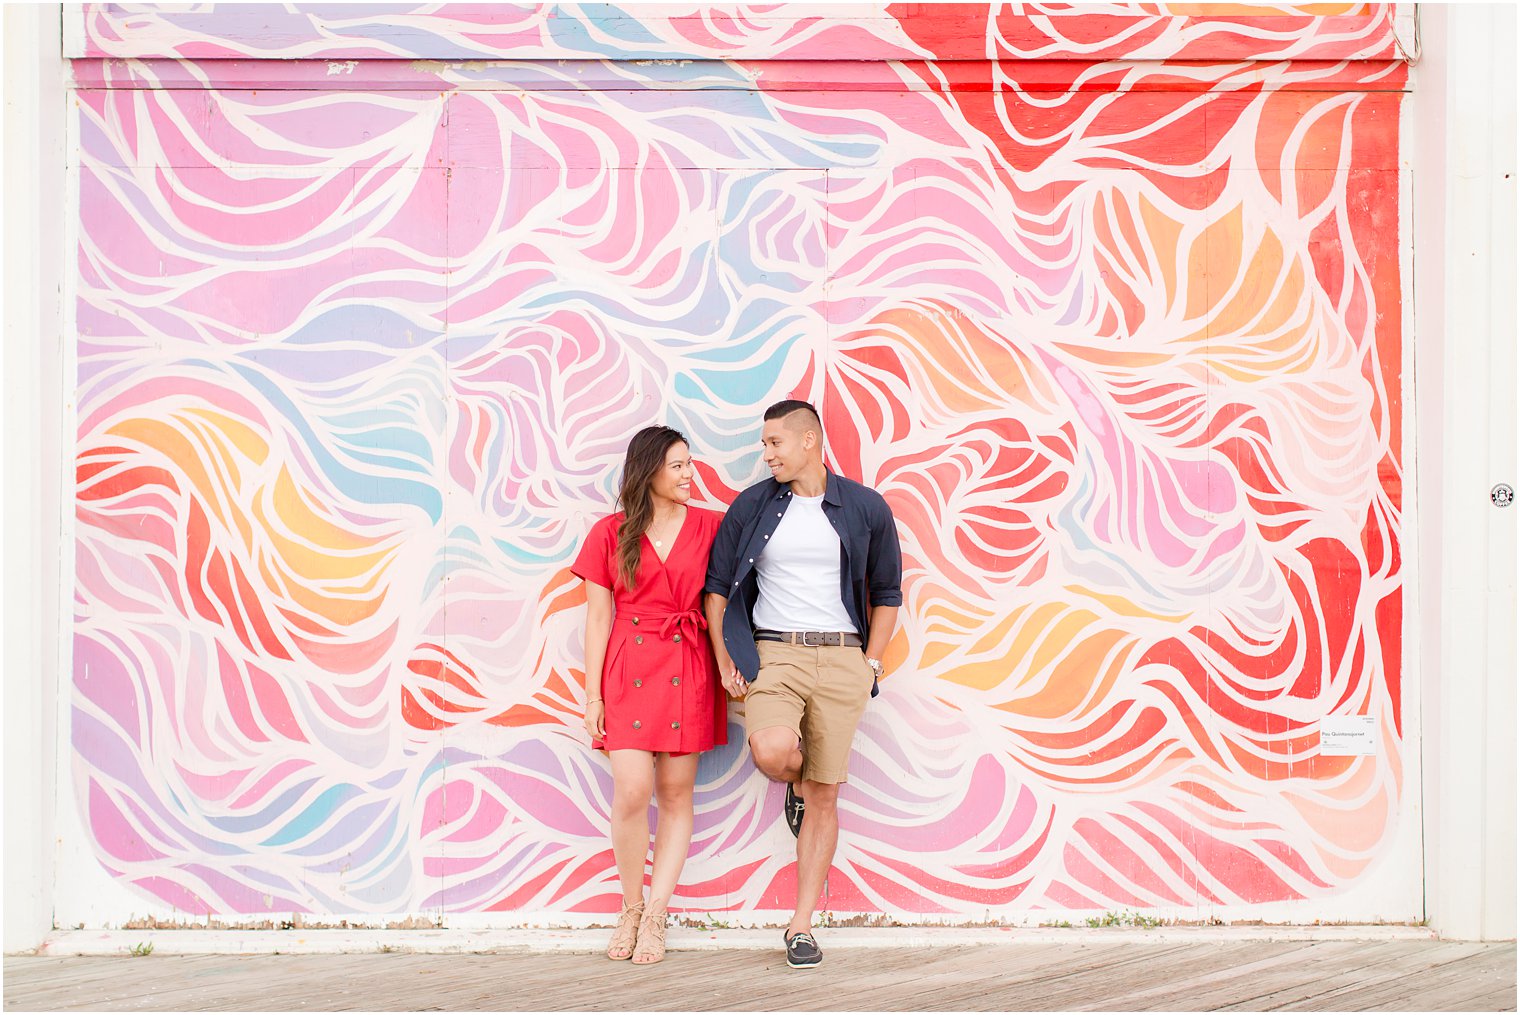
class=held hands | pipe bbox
[718,658,746,698]
[584,698,605,739]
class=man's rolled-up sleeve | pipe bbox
[865,497,903,607]
[705,505,745,598]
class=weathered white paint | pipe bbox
[2,3,67,955]
[1412,1,1519,943]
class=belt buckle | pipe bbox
[801,631,822,647]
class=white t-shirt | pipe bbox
[752,493,856,633]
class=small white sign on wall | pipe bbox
[1320,715,1377,756]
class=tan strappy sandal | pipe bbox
[631,908,667,965]
[606,899,644,960]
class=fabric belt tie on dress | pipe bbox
[754,629,863,648]
[635,609,707,643]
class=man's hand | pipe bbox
[705,591,744,698]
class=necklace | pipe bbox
[649,508,684,550]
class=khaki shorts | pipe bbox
[745,640,873,785]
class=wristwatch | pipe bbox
[865,657,884,679]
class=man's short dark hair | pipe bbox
[763,399,824,440]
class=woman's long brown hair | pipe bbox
[615,425,687,590]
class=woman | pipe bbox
[571,425,727,964]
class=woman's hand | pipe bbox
[718,658,746,699]
[584,699,605,739]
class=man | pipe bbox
[704,398,902,969]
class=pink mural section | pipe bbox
[70,4,1408,919]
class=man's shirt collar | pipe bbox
[773,468,843,506]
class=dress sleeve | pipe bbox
[570,516,617,589]
[698,507,724,552]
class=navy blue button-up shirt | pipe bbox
[704,470,902,696]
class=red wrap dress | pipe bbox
[571,507,728,754]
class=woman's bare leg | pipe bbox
[608,749,656,906]
[646,751,699,915]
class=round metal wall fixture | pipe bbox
[1493,484,1515,508]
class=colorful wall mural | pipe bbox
[68,4,1411,923]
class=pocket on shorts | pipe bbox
[845,649,874,693]
[754,639,780,685]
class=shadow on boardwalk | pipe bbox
[5,935,1516,1012]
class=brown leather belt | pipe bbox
[755,630,862,648]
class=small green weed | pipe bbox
[1084,909,1162,929]
[680,913,733,931]
[129,941,154,957]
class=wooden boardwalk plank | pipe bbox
[1292,944,1517,1012]
[1466,988,1520,1012]
[1145,944,1387,1012]
[783,942,1193,1011]
[1214,941,1489,1011]
[919,943,1219,1011]
[1,953,232,990]
[1063,942,1329,1012]
[1155,942,1453,1008]
[4,942,1515,1013]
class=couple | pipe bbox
[569,399,902,968]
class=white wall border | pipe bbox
[1413,2,1519,942]
[2,3,67,956]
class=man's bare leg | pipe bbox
[787,779,838,938]
[748,727,803,783]
[750,728,836,940]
